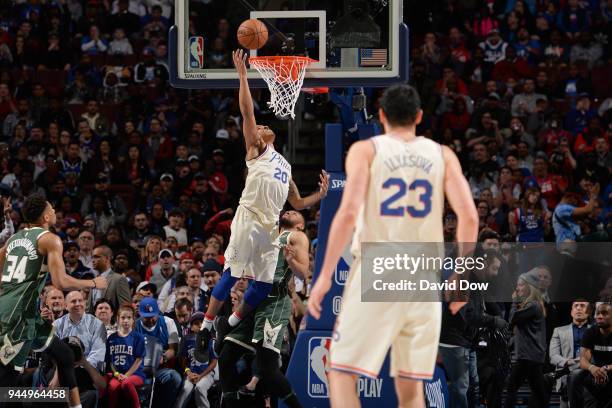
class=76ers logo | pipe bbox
[189,37,204,69]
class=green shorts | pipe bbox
[226,295,291,354]
[0,319,54,371]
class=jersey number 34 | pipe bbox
[380,178,432,218]
[2,255,28,283]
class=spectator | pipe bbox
[94,298,118,337]
[504,269,548,407]
[109,28,134,56]
[174,312,217,408]
[110,0,142,36]
[81,99,110,138]
[81,25,108,55]
[78,229,95,268]
[550,299,592,408]
[148,248,180,304]
[136,281,158,299]
[163,208,188,246]
[135,297,182,408]
[578,300,612,407]
[509,187,550,242]
[54,290,107,371]
[88,245,131,313]
[127,212,154,248]
[166,297,194,339]
[106,304,145,408]
[553,188,600,243]
[511,79,547,118]
[80,172,128,226]
[479,29,508,64]
[570,31,603,69]
[491,46,533,83]
[526,156,567,210]
[64,241,95,279]
[566,95,598,136]
[43,286,66,321]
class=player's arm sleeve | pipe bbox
[164,316,180,345]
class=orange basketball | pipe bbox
[237,19,268,50]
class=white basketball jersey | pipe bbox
[239,145,291,226]
[351,135,445,257]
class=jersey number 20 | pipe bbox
[380,178,432,217]
[274,167,288,184]
[1,255,28,283]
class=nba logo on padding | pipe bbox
[189,37,204,69]
[307,337,331,398]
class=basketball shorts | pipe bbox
[0,319,54,371]
[226,294,291,354]
[223,205,280,284]
[330,259,442,380]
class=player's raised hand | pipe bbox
[232,49,248,77]
[318,170,329,199]
[93,276,108,290]
[2,197,11,217]
[308,276,331,320]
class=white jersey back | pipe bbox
[239,145,291,226]
[351,135,445,257]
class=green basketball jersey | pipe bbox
[0,227,50,344]
[269,230,292,299]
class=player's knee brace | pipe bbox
[243,280,273,308]
[211,269,238,301]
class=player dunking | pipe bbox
[308,84,479,407]
[199,49,328,348]
[0,193,108,408]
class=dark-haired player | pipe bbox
[219,210,309,408]
[309,84,479,407]
[198,49,328,349]
[0,193,107,408]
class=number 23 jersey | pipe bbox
[240,145,291,226]
[351,135,445,257]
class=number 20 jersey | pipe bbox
[351,135,445,257]
[240,145,291,226]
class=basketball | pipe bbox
[237,19,268,49]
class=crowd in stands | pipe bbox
[0,0,609,407]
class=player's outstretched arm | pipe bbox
[287,170,329,210]
[39,233,108,291]
[308,141,374,319]
[232,49,260,150]
[285,231,310,280]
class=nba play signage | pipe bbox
[286,171,450,407]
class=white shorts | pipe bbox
[330,259,442,380]
[223,205,279,284]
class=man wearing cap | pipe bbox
[80,172,127,225]
[64,219,82,242]
[87,245,131,313]
[135,297,182,408]
[136,281,157,298]
[553,187,600,243]
[159,173,176,203]
[64,241,95,279]
[149,248,180,308]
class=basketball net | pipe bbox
[249,56,316,120]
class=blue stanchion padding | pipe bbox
[284,330,398,408]
[357,123,379,140]
[324,124,343,173]
[304,171,348,332]
[424,365,450,408]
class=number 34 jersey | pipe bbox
[0,227,50,343]
[240,145,291,226]
[351,135,445,257]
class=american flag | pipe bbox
[359,49,388,66]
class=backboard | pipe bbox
[169,0,408,89]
